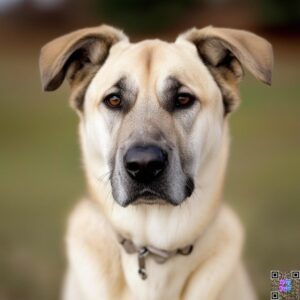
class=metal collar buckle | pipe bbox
[138,247,149,280]
[120,238,193,280]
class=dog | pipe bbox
[39,24,273,300]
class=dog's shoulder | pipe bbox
[65,198,116,248]
[67,199,103,233]
[217,204,245,244]
[64,200,129,299]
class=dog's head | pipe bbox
[40,25,273,208]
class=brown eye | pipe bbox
[104,94,122,109]
[175,93,195,108]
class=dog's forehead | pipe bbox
[111,39,172,56]
[108,39,200,73]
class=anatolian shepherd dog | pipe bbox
[39,25,273,300]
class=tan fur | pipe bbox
[178,26,273,85]
[39,25,128,91]
[39,25,273,300]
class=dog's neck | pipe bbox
[118,236,194,280]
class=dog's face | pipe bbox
[39,25,273,208]
[83,40,225,207]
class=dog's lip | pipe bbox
[115,176,195,207]
[122,188,178,207]
[137,188,161,199]
[132,197,169,206]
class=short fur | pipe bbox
[39,24,273,300]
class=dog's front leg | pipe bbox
[62,200,130,300]
[181,206,244,300]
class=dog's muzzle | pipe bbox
[111,141,194,207]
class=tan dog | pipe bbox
[39,25,273,300]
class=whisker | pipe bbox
[95,170,117,215]
[96,170,111,184]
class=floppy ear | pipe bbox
[39,25,128,109]
[177,26,273,114]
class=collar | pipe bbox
[119,237,193,280]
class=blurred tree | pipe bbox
[93,0,195,33]
[259,0,300,29]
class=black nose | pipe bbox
[124,145,168,183]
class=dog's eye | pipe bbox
[104,94,122,109]
[175,93,195,109]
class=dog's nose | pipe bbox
[124,145,168,183]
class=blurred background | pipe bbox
[0,0,299,299]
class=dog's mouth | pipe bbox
[116,176,194,207]
[138,188,161,199]
[122,188,172,206]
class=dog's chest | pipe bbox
[120,249,196,300]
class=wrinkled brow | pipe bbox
[107,76,137,96]
[164,76,182,92]
[160,76,182,111]
[113,76,130,92]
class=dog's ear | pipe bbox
[39,25,128,109]
[176,26,273,114]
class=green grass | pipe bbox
[0,52,299,300]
